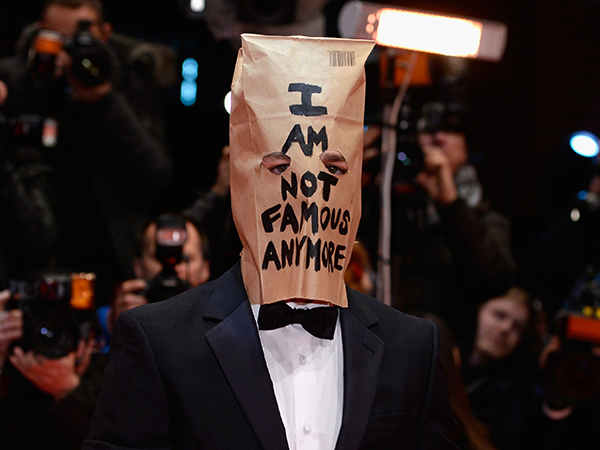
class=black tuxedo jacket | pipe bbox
[84,262,459,449]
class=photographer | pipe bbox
[100,214,210,346]
[0,279,107,450]
[391,100,516,333]
[0,0,173,303]
[524,337,600,449]
[522,270,600,449]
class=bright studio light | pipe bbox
[376,10,480,57]
[190,0,205,13]
[570,131,600,158]
[338,1,507,61]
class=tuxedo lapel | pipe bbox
[205,265,289,450]
[335,292,385,450]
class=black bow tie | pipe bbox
[258,301,339,340]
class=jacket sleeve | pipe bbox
[438,197,516,299]
[83,311,172,450]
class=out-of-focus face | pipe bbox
[418,130,468,173]
[473,296,530,364]
[39,4,109,42]
[135,222,210,288]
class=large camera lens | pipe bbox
[70,44,110,87]
[28,312,79,358]
[67,21,110,87]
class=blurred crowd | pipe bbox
[1,1,600,449]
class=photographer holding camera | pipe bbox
[0,0,173,303]
[521,268,600,449]
[0,274,107,450]
[98,214,210,349]
[390,98,516,334]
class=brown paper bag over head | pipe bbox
[230,33,375,307]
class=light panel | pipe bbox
[190,0,205,13]
[339,1,507,61]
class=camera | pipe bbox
[392,100,469,185]
[142,214,191,303]
[0,111,58,152]
[416,101,467,135]
[8,271,97,358]
[544,266,600,407]
[0,113,42,149]
[29,21,111,90]
[64,20,111,87]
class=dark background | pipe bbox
[3,0,600,265]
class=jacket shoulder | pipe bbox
[347,287,437,339]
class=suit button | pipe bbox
[299,354,307,365]
[303,422,312,434]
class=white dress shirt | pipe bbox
[251,302,344,450]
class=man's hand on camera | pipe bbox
[109,279,149,330]
[0,290,23,367]
[415,143,458,206]
[9,338,95,401]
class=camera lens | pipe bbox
[67,22,111,87]
[28,312,79,358]
[71,50,110,87]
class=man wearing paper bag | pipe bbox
[84,34,459,450]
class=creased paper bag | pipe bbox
[230,33,375,307]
